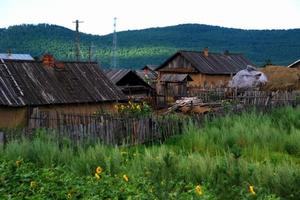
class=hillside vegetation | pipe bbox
[1,107,300,199]
[0,23,299,68]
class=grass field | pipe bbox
[1,106,300,199]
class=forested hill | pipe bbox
[0,23,299,68]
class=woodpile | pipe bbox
[165,97,221,114]
[260,66,300,91]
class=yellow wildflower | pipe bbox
[120,105,125,110]
[16,160,21,167]
[30,181,37,189]
[96,166,103,174]
[195,185,203,196]
[95,173,100,180]
[67,193,72,199]
[249,185,256,195]
[123,174,129,182]
[136,105,141,110]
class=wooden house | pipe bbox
[288,59,300,69]
[0,56,126,128]
[156,49,255,98]
[104,69,154,101]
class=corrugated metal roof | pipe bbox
[0,53,34,61]
[157,50,255,75]
[160,74,193,82]
[0,60,126,107]
[287,59,300,68]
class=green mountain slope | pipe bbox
[0,23,299,68]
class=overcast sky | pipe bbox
[1,0,300,35]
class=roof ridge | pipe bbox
[178,50,243,55]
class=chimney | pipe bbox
[42,54,55,67]
[203,47,209,57]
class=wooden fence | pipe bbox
[22,112,186,146]
[2,90,300,146]
[186,88,300,106]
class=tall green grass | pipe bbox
[1,106,300,199]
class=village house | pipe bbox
[104,69,155,101]
[0,55,126,128]
[155,48,255,99]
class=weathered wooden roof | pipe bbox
[287,59,300,68]
[0,59,126,107]
[135,70,157,81]
[0,53,34,61]
[104,69,132,85]
[157,50,255,75]
[141,65,158,71]
[104,69,153,88]
[160,74,193,83]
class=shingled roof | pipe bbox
[157,50,255,75]
[0,59,126,107]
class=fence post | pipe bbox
[0,131,4,149]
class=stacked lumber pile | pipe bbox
[165,97,221,114]
[260,66,300,91]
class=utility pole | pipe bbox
[73,20,84,61]
[111,17,118,69]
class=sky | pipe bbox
[0,0,300,35]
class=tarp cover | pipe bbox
[228,65,267,89]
